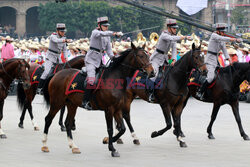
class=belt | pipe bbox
[49,49,60,54]
[90,47,102,53]
[156,49,165,54]
[208,50,217,56]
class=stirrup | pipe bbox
[36,88,43,95]
[196,91,204,100]
[81,101,92,110]
[148,93,155,103]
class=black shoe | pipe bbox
[81,101,92,110]
[196,80,208,100]
[37,79,45,94]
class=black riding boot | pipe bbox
[196,80,209,100]
[36,79,45,95]
[148,84,155,102]
[81,88,93,110]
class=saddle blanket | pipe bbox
[30,66,44,85]
[66,71,86,95]
[187,69,219,89]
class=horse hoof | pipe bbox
[243,135,250,140]
[208,134,215,139]
[0,134,7,139]
[60,126,66,132]
[34,127,39,131]
[72,148,81,154]
[18,123,24,129]
[103,137,109,144]
[71,126,76,131]
[179,141,187,148]
[133,139,140,145]
[180,132,185,138]
[41,146,49,152]
[111,151,120,157]
[116,138,123,144]
[151,131,158,138]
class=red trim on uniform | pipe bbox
[128,70,139,88]
[53,64,59,74]
[30,66,41,85]
[187,82,201,87]
[130,82,145,88]
[65,71,84,95]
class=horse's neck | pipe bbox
[231,67,246,91]
[1,63,17,87]
[166,54,191,89]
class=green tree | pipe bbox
[38,0,164,38]
[231,7,248,26]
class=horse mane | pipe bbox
[0,58,23,68]
[221,62,249,73]
[107,49,132,70]
[173,50,191,67]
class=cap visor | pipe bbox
[102,23,110,26]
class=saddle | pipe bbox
[187,68,220,89]
[128,65,169,91]
[65,67,105,95]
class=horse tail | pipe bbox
[17,82,26,110]
[43,75,54,108]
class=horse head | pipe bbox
[130,42,155,78]
[191,43,206,72]
[17,59,31,90]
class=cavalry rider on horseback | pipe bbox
[148,19,191,102]
[37,23,72,94]
[81,16,122,110]
[196,23,242,100]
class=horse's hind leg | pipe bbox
[151,104,172,138]
[105,108,120,157]
[0,101,6,139]
[65,103,80,154]
[18,102,27,129]
[207,103,220,139]
[27,102,39,131]
[59,106,66,132]
[231,101,249,140]
[41,106,59,153]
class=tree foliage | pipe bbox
[38,0,164,38]
[231,7,248,26]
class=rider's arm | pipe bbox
[171,42,177,61]
[50,35,65,43]
[106,39,114,59]
[62,43,68,61]
[221,42,230,60]
[212,33,231,42]
[93,29,114,38]
[162,33,182,42]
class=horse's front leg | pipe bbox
[172,101,187,148]
[206,103,221,139]
[231,101,249,140]
[27,102,39,131]
[0,100,6,139]
[105,109,120,157]
[59,106,66,131]
[151,104,172,138]
[112,110,126,143]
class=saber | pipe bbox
[123,26,160,35]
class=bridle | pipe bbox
[1,59,28,84]
[121,49,152,73]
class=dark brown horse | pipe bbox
[17,56,85,131]
[0,58,31,138]
[103,43,205,147]
[184,62,250,140]
[41,43,154,157]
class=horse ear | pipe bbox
[192,43,195,51]
[142,43,146,49]
[131,42,136,50]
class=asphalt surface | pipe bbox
[0,95,250,167]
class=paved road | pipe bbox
[0,95,250,167]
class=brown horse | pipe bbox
[17,56,85,130]
[0,58,31,138]
[184,62,250,140]
[41,43,154,157]
[103,43,206,147]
